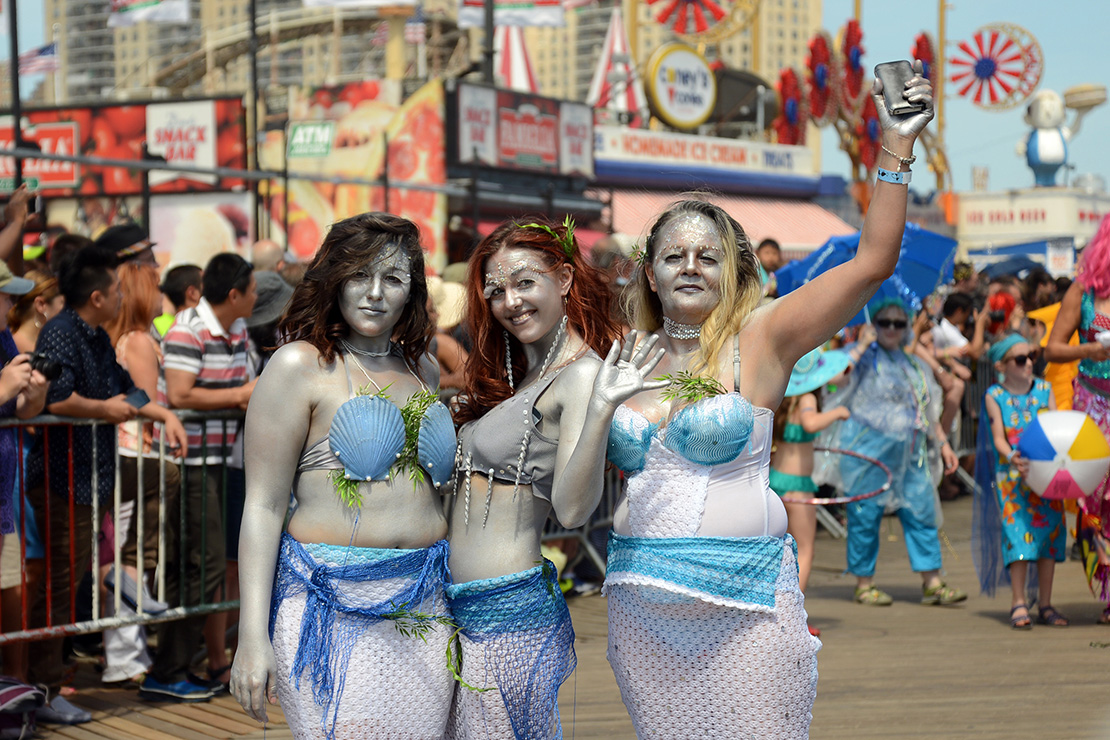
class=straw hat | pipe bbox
[427,275,466,330]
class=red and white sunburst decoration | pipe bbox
[837,19,868,122]
[646,0,727,35]
[949,23,1043,110]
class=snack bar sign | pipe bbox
[455,83,594,178]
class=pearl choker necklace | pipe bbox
[663,317,701,340]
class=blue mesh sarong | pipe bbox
[445,560,576,740]
[269,532,452,739]
[605,531,789,611]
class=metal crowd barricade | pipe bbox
[541,466,621,578]
[0,409,243,645]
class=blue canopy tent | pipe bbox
[774,223,959,326]
[966,236,1075,278]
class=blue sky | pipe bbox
[821,1,1110,192]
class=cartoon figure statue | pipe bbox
[1017,87,1103,187]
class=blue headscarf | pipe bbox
[988,333,1027,365]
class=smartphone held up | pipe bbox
[874,60,926,117]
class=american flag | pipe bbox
[371,21,389,47]
[18,43,59,74]
[404,7,426,45]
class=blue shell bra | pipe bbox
[296,354,456,487]
[608,336,755,474]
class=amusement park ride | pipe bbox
[623,0,1105,210]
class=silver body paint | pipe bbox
[231,255,442,722]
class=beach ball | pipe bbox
[1016,410,1110,500]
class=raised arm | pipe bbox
[549,334,665,528]
[231,343,315,724]
[1045,281,1109,363]
[767,61,935,367]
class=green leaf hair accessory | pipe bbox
[657,371,727,404]
[520,215,577,261]
[630,242,647,266]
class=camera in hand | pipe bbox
[27,353,62,381]
[988,310,1006,323]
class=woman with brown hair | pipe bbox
[231,213,457,738]
[102,262,187,683]
[446,220,663,740]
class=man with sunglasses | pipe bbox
[148,253,257,701]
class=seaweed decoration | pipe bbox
[328,470,364,509]
[657,371,727,404]
[519,215,577,261]
[397,389,440,485]
[446,627,493,693]
[356,381,393,399]
[383,599,456,643]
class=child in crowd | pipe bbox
[975,333,1066,629]
[770,347,852,636]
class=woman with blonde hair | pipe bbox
[603,63,935,737]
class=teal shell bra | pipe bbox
[296,355,457,488]
[781,423,818,444]
[608,337,755,474]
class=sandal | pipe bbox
[854,586,893,606]
[1037,606,1069,627]
[1099,607,1110,625]
[921,581,968,606]
[1009,605,1032,630]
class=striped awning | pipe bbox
[601,189,856,254]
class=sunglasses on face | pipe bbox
[875,319,908,330]
[1007,352,1037,367]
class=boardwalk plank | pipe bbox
[37,495,1110,739]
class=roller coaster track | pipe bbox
[152,8,394,93]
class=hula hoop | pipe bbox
[788,447,892,506]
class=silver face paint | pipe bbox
[650,212,724,324]
[339,249,413,340]
[483,259,546,299]
[483,248,565,346]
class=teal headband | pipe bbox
[988,333,1027,365]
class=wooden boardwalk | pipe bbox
[43,494,1110,738]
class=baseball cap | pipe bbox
[94,222,155,262]
[0,262,34,295]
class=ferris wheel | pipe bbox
[644,0,760,45]
[949,23,1043,110]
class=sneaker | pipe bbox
[854,585,893,606]
[138,676,215,703]
[921,581,967,605]
[564,579,602,599]
[36,695,92,724]
[104,565,170,614]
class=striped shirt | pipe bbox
[162,298,250,465]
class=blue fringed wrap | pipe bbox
[972,395,1007,596]
[606,531,789,611]
[269,533,451,739]
[446,561,576,740]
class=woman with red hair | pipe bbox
[447,219,663,740]
[1046,213,1110,623]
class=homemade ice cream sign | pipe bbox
[644,43,717,131]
